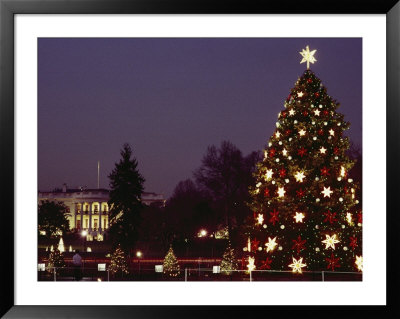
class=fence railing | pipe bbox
[183,268,361,281]
[38,266,362,282]
[38,266,111,281]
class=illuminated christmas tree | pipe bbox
[47,248,65,274]
[109,245,129,276]
[163,245,180,277]
[245,46,362,274]
[220,241,239,275]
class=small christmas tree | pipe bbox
[220,241,239,275]
[47,248,65,274]
[109,245,129,277]
[163,245,180,277]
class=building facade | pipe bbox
[38,184,166,240]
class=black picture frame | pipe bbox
[1,0,398,318]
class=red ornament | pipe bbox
[326,253,341,271]
[259,257,273,270]
[296,188,305,198]
[334,147,340,155]
[344,186,350,194]
[241,257,246,269]
[298,147,307,157]
[264,188,270,197]
[281,111,287,118]
[279,168,287,177]
[285,129,292,136]
[287,94,292,101]
[323,110,329,116]
[315,92,320,98]
[323,211,338,224]
[251,238,260,252]
[292,236,306,254]
[307,78,312,83]
[302,110,308,116]
[321,166,330,176]
[357,212,362,224]
[269,148,276,157]
[269,209,279,226]
[349,236,358,250]
[318,129,324,136]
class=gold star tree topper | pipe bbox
[299,45,317,69]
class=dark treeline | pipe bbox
[138,140,262,255]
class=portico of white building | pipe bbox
[38,184,166,241]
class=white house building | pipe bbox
[38,184,166,240]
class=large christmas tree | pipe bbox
[245,46,362,274]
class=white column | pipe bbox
[74,203,77,230]
[80,202,83,231]
[89,202,92,233]
[99,203,102,233]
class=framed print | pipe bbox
[1,0,399,318]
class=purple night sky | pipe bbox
[38,38,362,199]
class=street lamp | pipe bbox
[198,229,207,238]
[136,251,143,277]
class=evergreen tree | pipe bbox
[108,143,145,254]
[163,245,180,277]
[109,245,129,277]
[245,48,362,274]
[47,248,65,274]
[220,241,239,275]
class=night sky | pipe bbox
[38,38,362,199]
